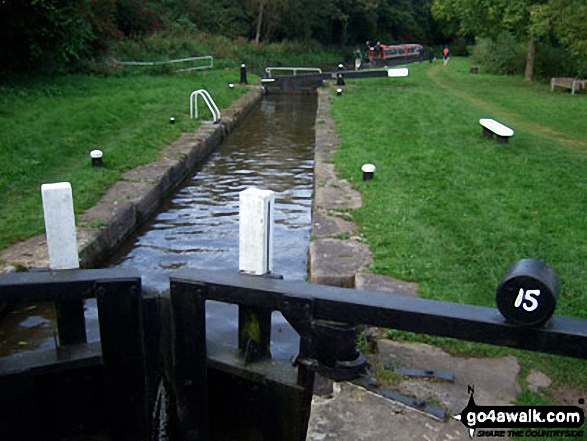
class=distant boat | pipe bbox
[365,43,425,67]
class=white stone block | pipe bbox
[41,182,79,270]
[239,188,275,275]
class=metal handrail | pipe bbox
[190,89,221,123]
[116,55,213,72]
[265,66,322,77]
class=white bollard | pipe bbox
[239,187,275,275]
[41,182,79,270]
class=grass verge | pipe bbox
[331,58,587,405]
[0,69,250,251]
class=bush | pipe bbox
[109,29,343,76]
[471,33,526,75]
[535,45,583,78]
[471,34,584,79]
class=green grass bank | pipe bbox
[331,58,587,404]
[0,69,249,251]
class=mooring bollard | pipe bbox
[239,187,275,275]
[240,63,248,84]
[41,182,79,270]
[169,116,175,125]
[337,88,343,96]
[362,163,376,180]
[41,182,86,345]
[336,72,345,86]
[238,187,275,361]
[90,149,103,167]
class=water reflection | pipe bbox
[0,302,56,357]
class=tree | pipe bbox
[542,0,587,76]
[0,0,97,73]
[432,0,549,81]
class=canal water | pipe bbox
[0,94,317,361]
[112,94,316,359]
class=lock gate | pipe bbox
[1,267,586,440]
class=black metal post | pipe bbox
[170,280,209,441]
[240,64,248,84]
[96,277,147,441]
[55,299,87,346]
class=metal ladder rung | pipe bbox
[190,89,221,123]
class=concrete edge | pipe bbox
[309,86,372,287]
[0,86,264,271]
[309,85,419,296]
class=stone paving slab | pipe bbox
[311,210,357,238]
[307,339,521,441]
[309,239,372,287]
[355,273,419,297]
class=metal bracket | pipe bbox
[352,375,448,421]
[394,367,455,383]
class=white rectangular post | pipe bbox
[41,182,79,270]
[239,187,275,275]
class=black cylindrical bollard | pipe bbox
[336,73,345,86]
[337,88,343,96]
[496,258,559,327]
[362,164,375,180]
[90,150,103,167]
[312,320,367,381]
[169,117,175,125]
[240,63,248,84]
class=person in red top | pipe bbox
[443,47,450,66]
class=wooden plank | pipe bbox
[96,277,147,441]
[0,341,102,377]
[169,281,210,441]
[170,269,587,360]
[551,77,586,94]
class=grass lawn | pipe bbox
[331,58,587,407]
[0,69,249,251]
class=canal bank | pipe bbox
[306,84,579,441]
[0,87,263,273]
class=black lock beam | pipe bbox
[171,269,587,360]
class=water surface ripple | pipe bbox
[114,94,317,359]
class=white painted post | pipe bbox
[41,182,79,270]
[239,187,275,275]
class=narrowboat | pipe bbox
[365,43,425,67]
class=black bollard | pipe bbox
[362,164,375,180]
[311,320,367,381]
[336,73,345,86]
[240,63,248,84]
[90,150,103,167]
